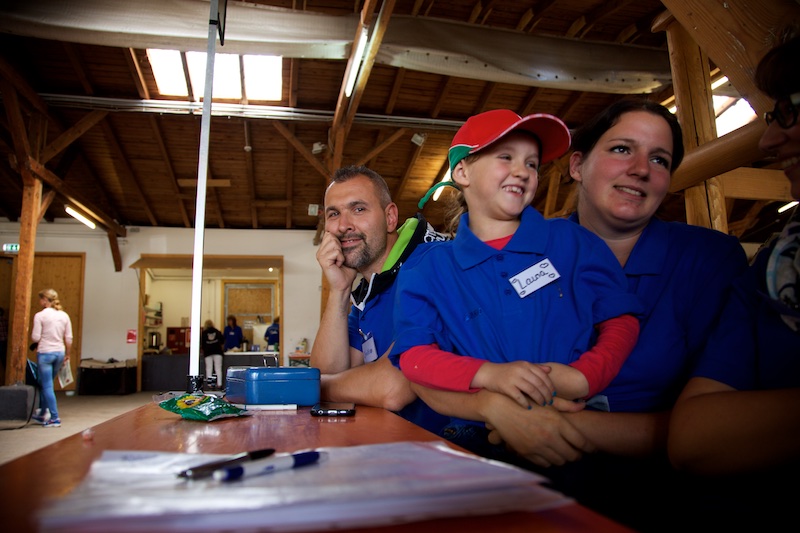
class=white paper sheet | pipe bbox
[38,441,571,532]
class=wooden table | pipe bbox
[0,403,632,532]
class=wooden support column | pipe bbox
[1,79,42,385]
[654,12,727,232]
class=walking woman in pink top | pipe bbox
[30,288,73,428]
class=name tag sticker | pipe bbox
[362,333,378,363]
[510,259,560,298]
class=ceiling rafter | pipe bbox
[149,114,191,227]
[243,120,258,228]
[330,0,379,167]
[524,0,558,33]
[393,139,425,202]
[99,118,158,226]
[126,48,150,100]
[0,59,124,252]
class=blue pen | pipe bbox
[213,451,322,482]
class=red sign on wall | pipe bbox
[127,329,137,344]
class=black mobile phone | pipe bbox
[310,402,356,417]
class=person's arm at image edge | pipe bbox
[668,377,800,475]
[320,355,417,412]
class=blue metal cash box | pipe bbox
[225,367,320,406]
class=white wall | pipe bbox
[0,220,322,364]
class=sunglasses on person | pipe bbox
[764,92,800,129]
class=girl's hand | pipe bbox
[472,361,555,408]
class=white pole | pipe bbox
[187,0,220,391]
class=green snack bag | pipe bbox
[154,392,250,421]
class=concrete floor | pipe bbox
[0,391,155,466]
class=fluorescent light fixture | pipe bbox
[65,206,96,229]
[433,170,452,202]
[779,201,798,214]
[344,27,370,98]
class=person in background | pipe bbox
[223,315,243,352]
[667,26,800,529]
[411,99,749,531]
[389,109,642,460]
[30,288,73,428]
[310,165,450,434]
[201,319,225,389]
[264,316,280,350]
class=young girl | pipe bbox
[389,109,641,444]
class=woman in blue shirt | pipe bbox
[223,315,244,351]
[412,99,748,531]
[667,27,800,530]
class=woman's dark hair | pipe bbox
[755,24,800,99]
[571,99,685,173]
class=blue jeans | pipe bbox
[37,352,65,419]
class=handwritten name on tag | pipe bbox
[509,259,560,298]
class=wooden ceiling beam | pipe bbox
[40,110,108,164]
[208,175,225,229]
[0,55,50,118]
[149,115,190,227]
[659,0,796,118]
[570,0,632,39]
[519,87,542,117]
[343,0,395,136]
[555,92,583,124]
[99,119,158,225]
[329,0,378,160]
[719,168,792,201]
[355,127,409,166]
[384,67,405,115]
[243,120,258,228]
[658,12,724,231]
[669,120,766,193]
[474,82,498,114]
[25,156,126,237]
[393,140,425,202]
[125,48,150,100]
[2,76,41,385]
[430,77,454,119]
[180,52,195,102]
[63,43,94,95]
[524,0,557,32]
[728,200,770,239]
[288,58,299,109]
[272,120,330,183]
[285,122,296,229]
[106,228,122,271]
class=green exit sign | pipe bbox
[2,243,20,253]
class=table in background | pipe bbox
[0,404,632,533]
[141,352,279,391]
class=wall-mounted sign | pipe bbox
[127,329,137,344]
[2,243,20,253]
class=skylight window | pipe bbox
[146,49,282,102]
[243,55,283,101]
[147,49,187,97]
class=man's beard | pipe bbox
[341,233,384,271]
